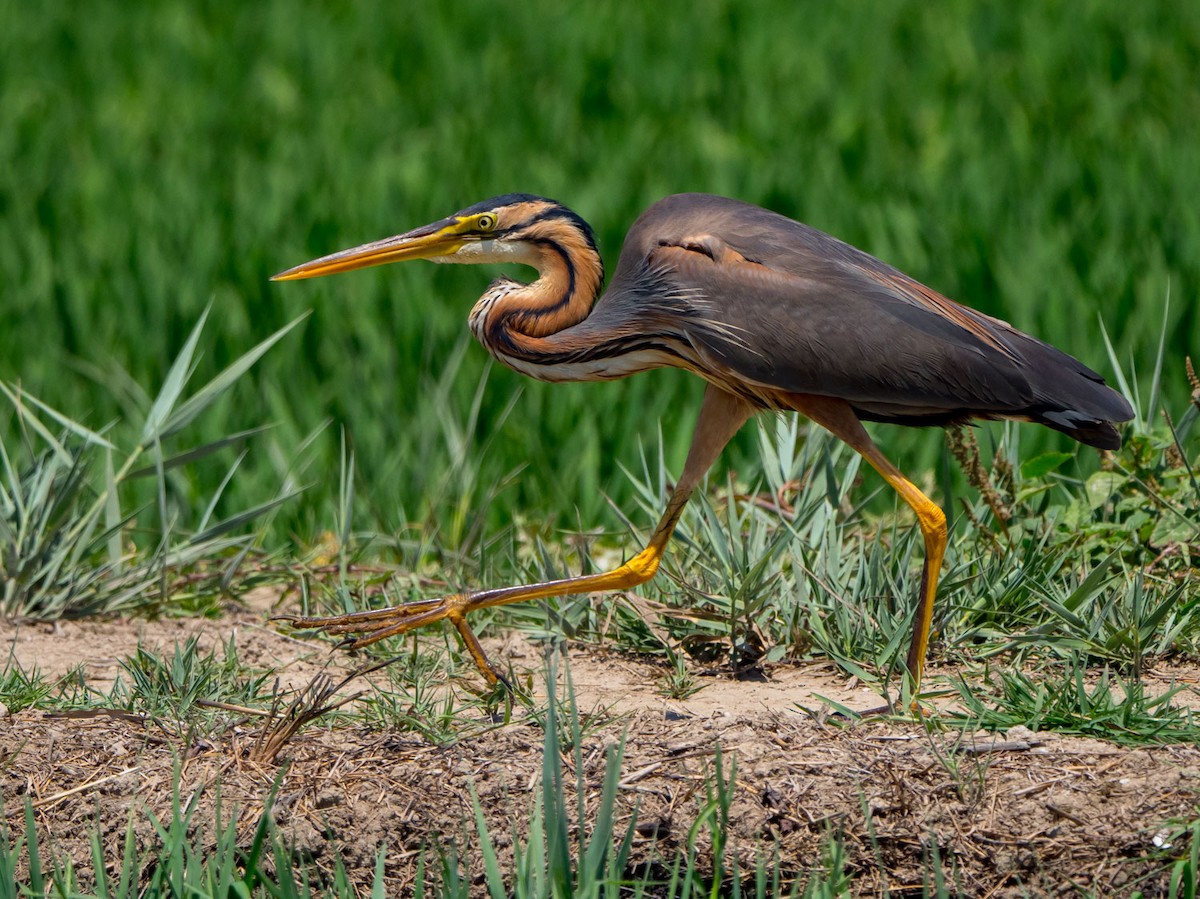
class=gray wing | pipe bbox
[605,193,1131,444]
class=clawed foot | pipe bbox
[274,593,511,688]
[275,597,451,648]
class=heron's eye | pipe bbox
[476,213,497,232]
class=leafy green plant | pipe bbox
[0,656,55,715]
[946,657,1200,745]
[113,634,274,735]
[1,310,304,619]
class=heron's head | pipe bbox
[272,194,599,282]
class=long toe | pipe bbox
[280,598,448,633]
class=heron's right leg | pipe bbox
[278,386,755,684]
[786,395,948,697]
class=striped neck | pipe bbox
[467,202,604,353]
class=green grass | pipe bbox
[0,776,388,898]
[1,312,303,619]
[945,659,1200,745]
[2,0,1198,543]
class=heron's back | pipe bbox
[606,194,1133,448]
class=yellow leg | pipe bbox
[279,386,755,684]
[787,395,948,695]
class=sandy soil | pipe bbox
[3,601,1199,896]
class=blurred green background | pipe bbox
[2,1,1196,547]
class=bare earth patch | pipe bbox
[3,607,1199,896]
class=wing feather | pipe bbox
[604,194,1131,445]
[644,240,1035,414]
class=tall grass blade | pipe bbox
[0,384,114,450]
[103,447,123,570]
[140,304,210,444]
[158,313,307,440]
[23,800,44,896]
[1,384,72,465]
[128,425,273,478]
[1100,318,1137,426]
[469,782,508,899]
[190,488,302,543]
[1147,286,1170,427]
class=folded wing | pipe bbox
[612,194,1133,449]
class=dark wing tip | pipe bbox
[1067,421,1123,451]
[1037,410,1125,450]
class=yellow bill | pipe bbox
[271,216,468,281]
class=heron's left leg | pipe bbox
[786,395,948,694]
[279,386,755,684]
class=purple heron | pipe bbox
[273,193,1133,693]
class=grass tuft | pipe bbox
[1,314,303,620]
[947,657,1200,746]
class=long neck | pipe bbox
[469,227,605,353]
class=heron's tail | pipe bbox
[1018,336,1134,450]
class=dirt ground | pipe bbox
[3,600,1199,896]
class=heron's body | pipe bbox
[465,194,1126,448]
[274,193,1133,698]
